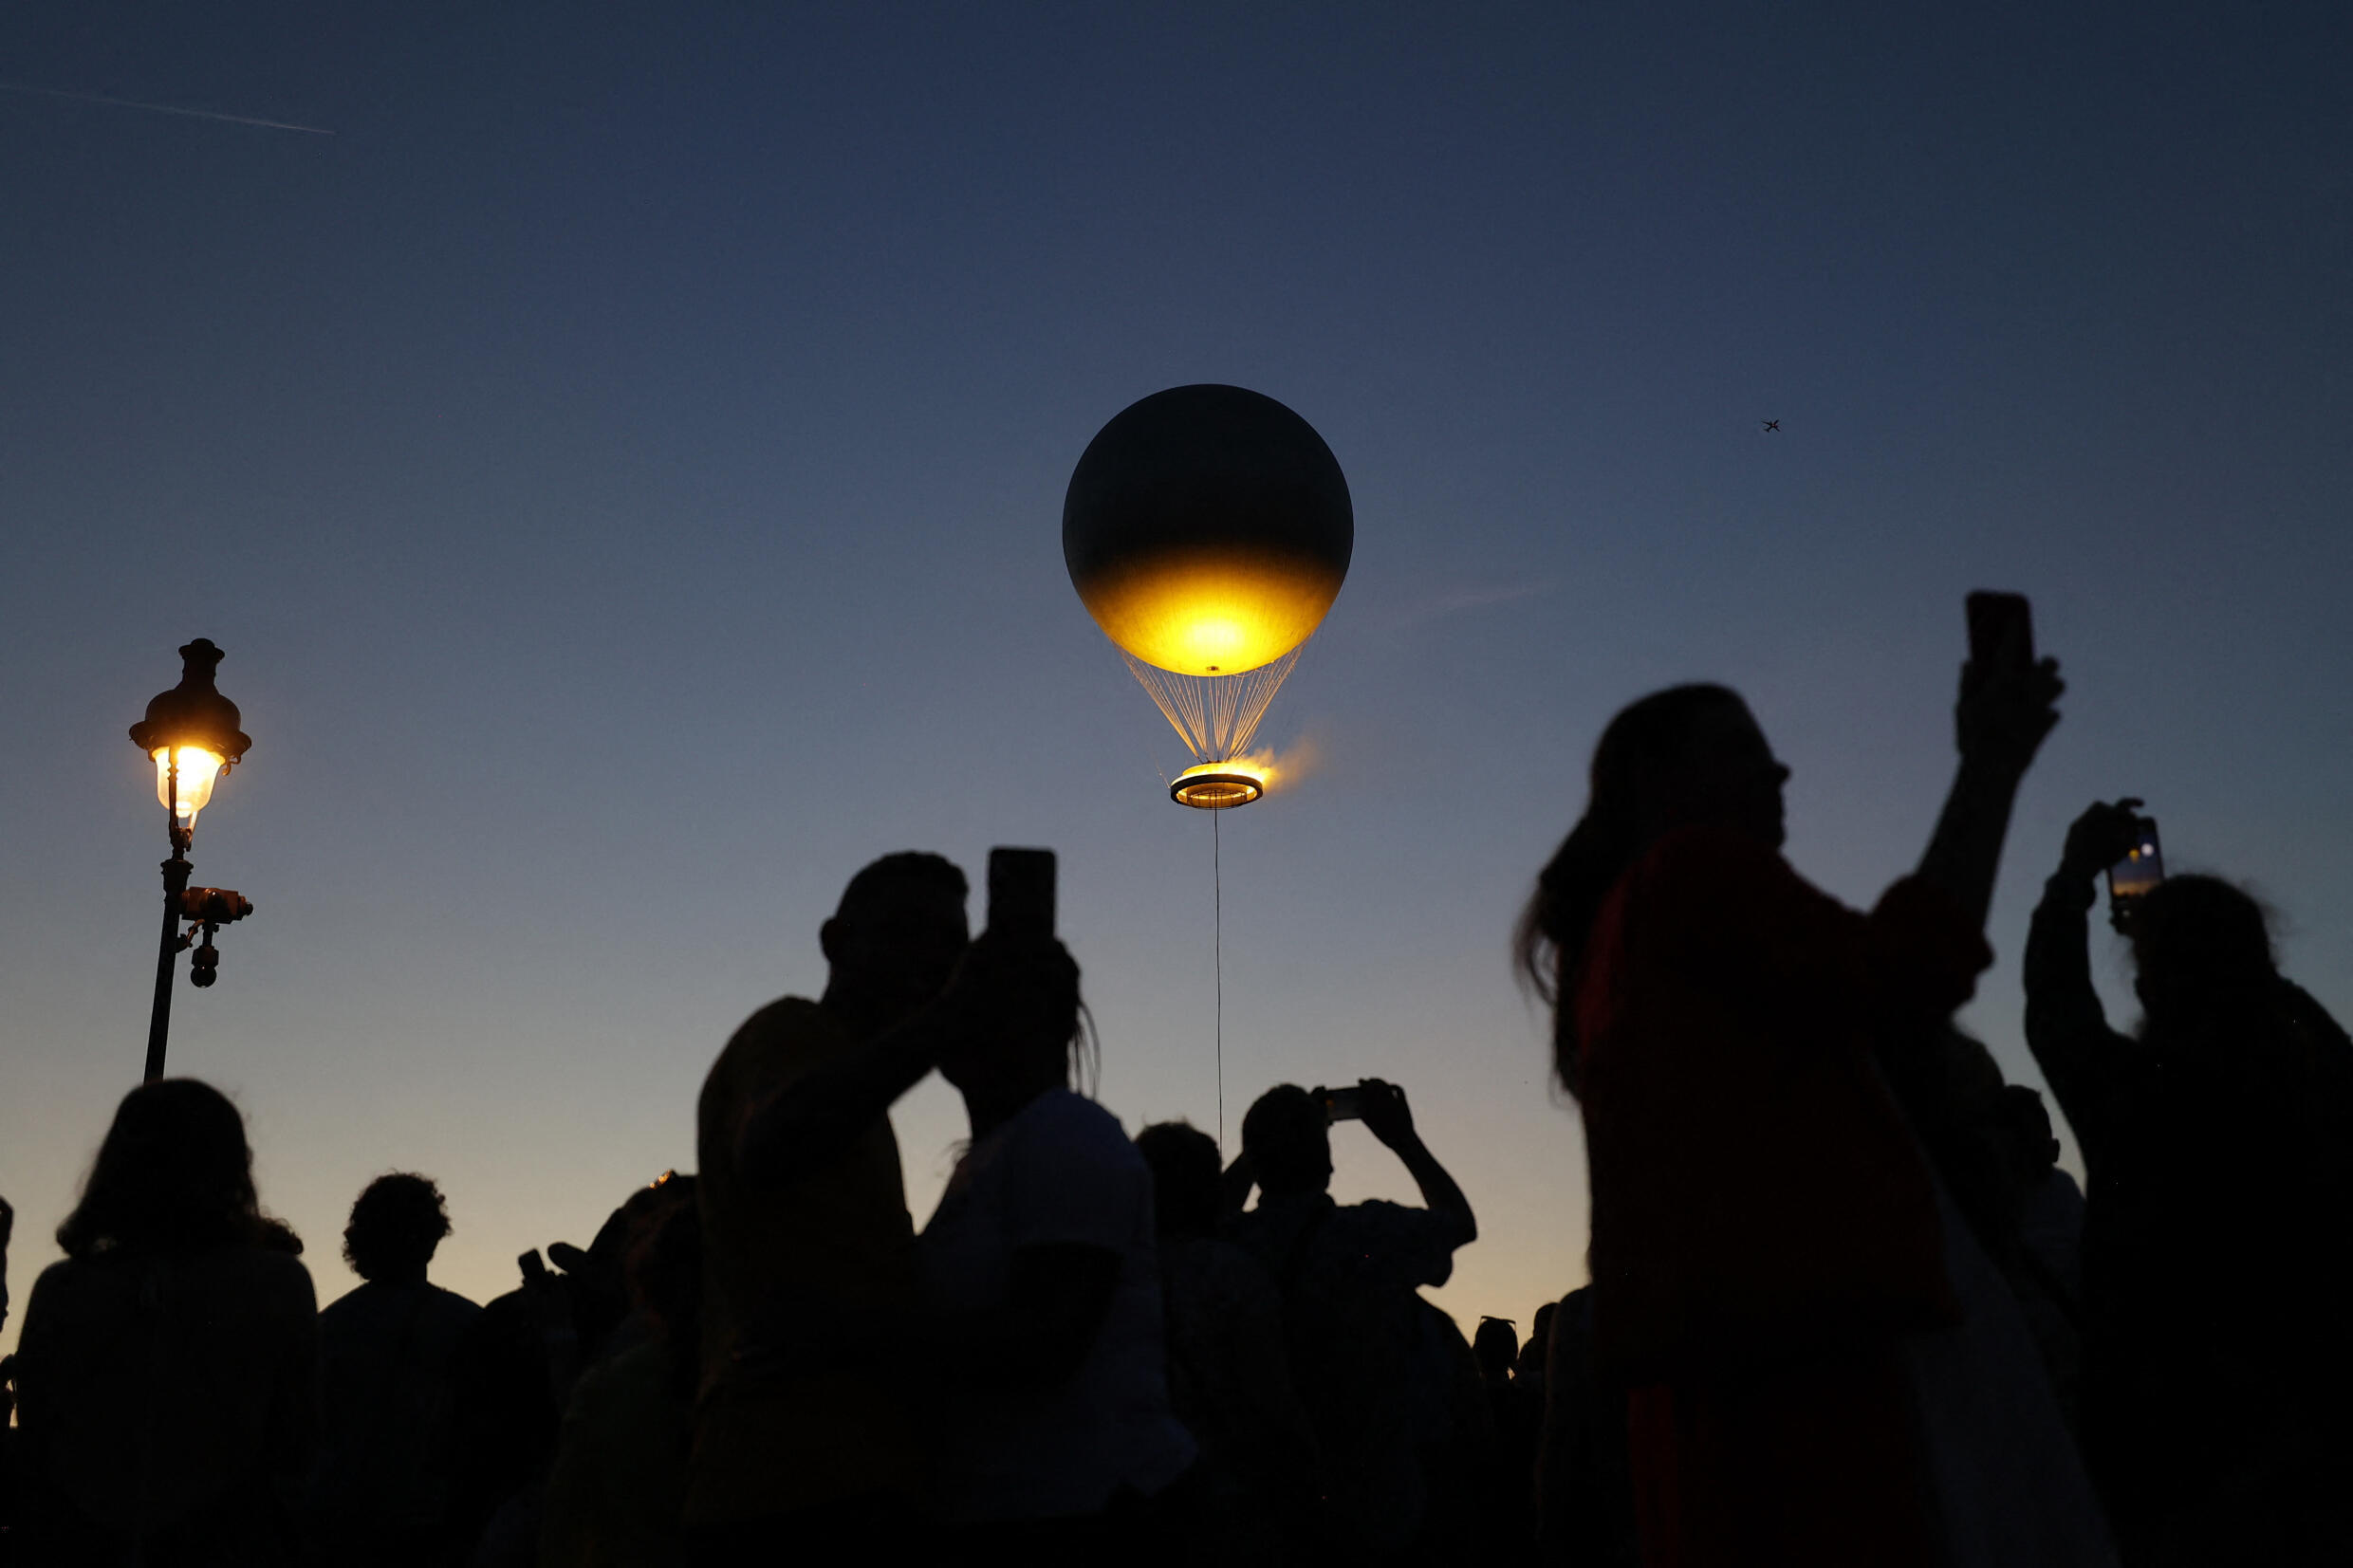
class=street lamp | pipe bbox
[128,638,255,1082]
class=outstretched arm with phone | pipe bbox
[735,996,962,1188]
[2022,800,2144,1171]
[1915,594,2065,932]
[1357,1079,1477,1251]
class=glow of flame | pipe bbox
[1180,754,1276,790]
[1076,553,1344,677]
[152,746,225,824]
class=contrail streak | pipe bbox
[0,83,334,136]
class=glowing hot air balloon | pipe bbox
[1065,385,1353,807]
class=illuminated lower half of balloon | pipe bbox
[1121,646,1301,810]
[1071,547,1344,677]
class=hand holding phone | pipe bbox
[2062,799,2146,879]
[2105,816,2163,932]
[1355,1079,1415,1147]
[1966,591,2035,675]
[1956,591,2062,772]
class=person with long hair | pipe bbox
[919,932,1196,1562]
[1518,622,2103,1567]
[2026,809,2353,1562]
[12,1079,318,1565]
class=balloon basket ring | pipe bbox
[1170,764,1266,810]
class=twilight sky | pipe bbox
[5,2,2349,1351]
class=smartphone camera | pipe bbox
[1321,1086,1363,1123]
[2106,817,2163,932]
[1965,591,2035,677]
[987,847,1057,941]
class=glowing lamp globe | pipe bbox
[1064,385,1353,679]
[128,638,252,832]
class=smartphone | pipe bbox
[2106,817,2164,903]
[1322,1085,1363,1123]
[987,847,1057,940]
[518,1248,548,1286]
[1966,591,2035,672]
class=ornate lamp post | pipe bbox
[128,639,254,1082]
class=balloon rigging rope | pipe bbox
[1121,646,1305,762]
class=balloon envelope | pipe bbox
[1064,385,1353,677]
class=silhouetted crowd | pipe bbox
[5,612,2352,1566]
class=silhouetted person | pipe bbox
[2,1190,15,1543]
[12,1079,318,1565]
[1473,1318,1517,1388]
[1227,1079,1477,1565]
[687,852,971,1559]
[1529,1288,1638,1568]
[1473,1315,1538,1563]
[1995,1085,2086,1437]
[541,1176,701,1568]
[920,936,1196,1562]
[308,1172,482,1567]
[2027,807,2353,1564]
[551,1180,688,1374]
[1518,646,2111,1567]
[1517,1301,1555,1392]
[1135,1120,1317,1566]
[471,1184,695,1567]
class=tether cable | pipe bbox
[1214,804,1225,1153]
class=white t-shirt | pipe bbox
[920,1087,1197,1522]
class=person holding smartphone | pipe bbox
[916,868,1197,1562]
[690,851,973,1561]
[1515,598,2109,1568]
[2026,803,2353,1562]
[1222,1079,1479,1563]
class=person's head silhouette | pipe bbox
[937,935,1083,1133]
[57,1079,270,1260]
[1135,1121,1222,1237]
[1524,1299,1558,1373]
[1516,684,1788,1089]
[624,1175,700,1334]
[2129,875,2276,1037]
[1473,1317,1519,1386]
[820,851,971,1038]
[1242,1084,1332,1199]
[343,1172,453,1286]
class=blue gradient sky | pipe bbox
[6,3,2349,1350]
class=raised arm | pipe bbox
[1360,1079,1476,1249]
[1915,636,2065,932]
[1219,1149,1258,1218]
[2023,801,2143,1167]
[735,1002,961,1187]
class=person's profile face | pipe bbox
[834,883,970,1024]
[1676,701,1789,849]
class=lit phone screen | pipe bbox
[2109,825,2164,900]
